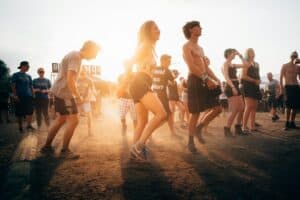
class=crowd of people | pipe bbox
[0,20,299,161]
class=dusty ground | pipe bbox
[1,97,300,200]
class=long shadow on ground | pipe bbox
[29,154,63,200]
[120,133,178,200]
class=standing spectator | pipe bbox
[279,51,300,130]
[11,61,35,132]
[178,77,189,128]
[33,67,51,130]
[0,60,11,124]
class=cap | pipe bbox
[18,61,30,69]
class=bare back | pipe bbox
[281,62,300,86]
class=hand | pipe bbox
[255,80,261,85]
[232,87,238,96]
[75,96,83,104]
[12,95,19,102]
[203,56,210,66]
[206,79,218,89]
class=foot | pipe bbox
[19,127,24,133]
[255,122,261,127]
[290,121,299,129]
[130,143,147,161]
[60,149,80,159]
[40,145,55,155]
[188,142,197,153]
[283,121,290,131]
[26,125,36,132]
[224,127,234,138]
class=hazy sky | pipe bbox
[1,0,299,82]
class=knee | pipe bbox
[157,110,168,121]
[215,106,222,114]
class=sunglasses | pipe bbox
[38,71,45,73]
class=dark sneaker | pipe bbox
[40,145,55,155]
[290,121,299,129]
[255,122,261,127]
[224,127,234,137]
[26,125,36,132]
[130,144,147,161]
[283,121,290,131]
[19,127,24,133]
[60,149,80,160]
[195,124,205,144]
[235,125,247,136]
[188,142,197,153]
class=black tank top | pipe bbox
[247,65,260,80]
[228,66,237,80]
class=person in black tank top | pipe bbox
[168,70,185,135]
[222,49,247,137]
[241,48,261,133]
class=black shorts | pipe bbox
[187,74,220,113]
[157,92,170,115]
[225,80,241,98]
[219,99,228,109]
[267,95,278,108]
[285,85,300,109]
[54,97,78,115]
[15,96,34,117]
[242,80,262,100]
[129,72,152,104]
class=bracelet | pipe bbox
[200,73,209,82]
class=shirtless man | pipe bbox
[280,51,300,130]
[182,21,222,152]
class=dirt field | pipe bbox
[1,97,300,200]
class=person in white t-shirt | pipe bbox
[41,41,100,159]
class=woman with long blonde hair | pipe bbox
[128,20,167,161]
[241,48,261,132]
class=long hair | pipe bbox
[244,48,255,61]
[138,20,156,46]
[134,20,158,67]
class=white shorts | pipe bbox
[119,98,136,121]
[78,102,91,113]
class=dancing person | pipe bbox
[152,54,175,135]
[116,61,137,133]
[241,48,262,133]
[266,72,280,122]
[41,41,100,159]
[182,21,222,152]
[33,67,51,131]
[168,69,185,135]
[129,20,167,161]
[222,49,247,137]
[279,51,300,130]
[77,68,95,136]
[11,61,35,133]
